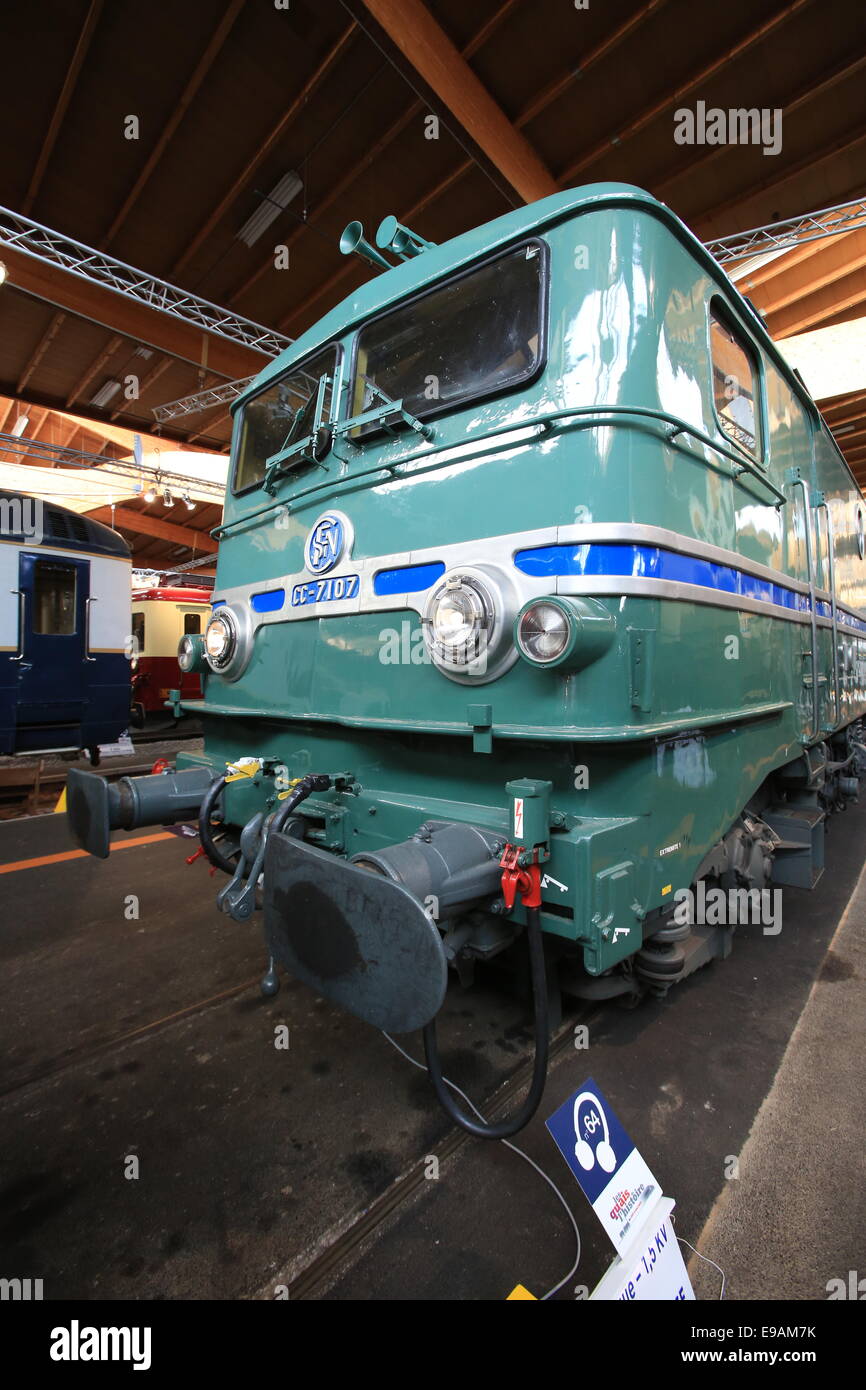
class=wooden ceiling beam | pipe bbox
[236,0,657,308]
[186,405,233,445]
[269,4,693,331]
[103,0,245,246]
[655,44,866,213]
[233,1,524,307]
[171,20,358,280]
[825,408,866,433]
[2,250,265,380]
[820,396,866,425]
[26,407,50,440]
[767,266,866,337]
[109,357,175,422]
[22,0,105,215]
[65,335,125,409]
[750,227,866,316]
[66,1,246,429]
[559,0,810,185]
[348,0,557,203]
[86,505,218,552]
[693,121,866,239]
[17,311,67,394]
[57,417,83,449]
[829,426,866,451]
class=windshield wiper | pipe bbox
[262,373,333,494]
[332,376,434,450]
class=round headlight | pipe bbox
[177,632,206,673]
[431,582,487,651]
[422,564,520,684]
[514,595,616,670]
[426,576,492,672]
[201,603,252,681]
[204,612,235,670]
[517,601,571,664]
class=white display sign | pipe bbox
[546,1078,662,1256]
[590,1197,695,1301]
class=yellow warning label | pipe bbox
[661,884,672,896]
[506,1284,537,1300]
[54,787,67,814]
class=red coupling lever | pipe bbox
[499,844,542,911]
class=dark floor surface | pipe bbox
[1,797,863,1300]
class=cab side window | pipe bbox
[710,308,761,457]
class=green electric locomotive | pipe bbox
[68,183,866,1137]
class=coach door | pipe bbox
[14,551,91,733]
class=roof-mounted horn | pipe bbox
[375,215,436,261]
[339,220,393,273]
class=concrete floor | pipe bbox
[1,797,864,1300]
[688,857,866,1301]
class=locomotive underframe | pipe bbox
[68,704,865,1020]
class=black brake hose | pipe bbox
[271,773,332,835]
[422,904,550,1139]
[199,771,332,873]
[198,775,236,874]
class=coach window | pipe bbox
[183,613,201,635]
[709,306,762,457]
[132,611,145,654]
[33,561,76,634]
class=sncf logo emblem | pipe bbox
[304,512,352,575]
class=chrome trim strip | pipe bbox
[556,575,814,625]
[212,521,866,631]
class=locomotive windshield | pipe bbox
[233,345,337,492]
[351,242,544,434]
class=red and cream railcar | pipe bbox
[130,585,212,720]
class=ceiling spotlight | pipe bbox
[143,483,157,504]
[183,492,195,511]
[0,261,7,286]
[163,486,173,507]
[11,414,29,438]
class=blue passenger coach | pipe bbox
[0,492,132,759]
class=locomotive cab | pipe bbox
[66,184,866,1135]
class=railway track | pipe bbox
[272,1012,590,1301]
[0,974,261,1101]
[0,726,202,815]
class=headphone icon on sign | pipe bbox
[573,1091,617,1174]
